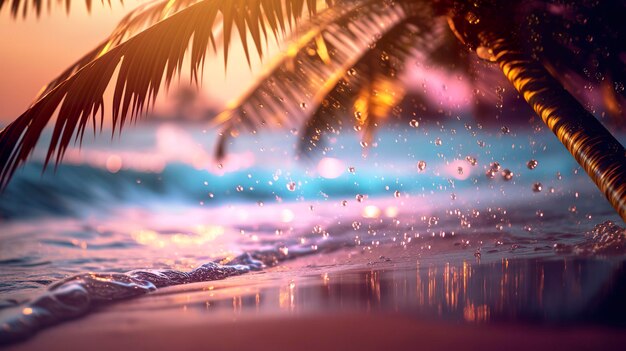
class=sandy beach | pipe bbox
[7,300,626,351]
[4,246,626,351]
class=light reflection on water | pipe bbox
[162,257,626,326]
[0,124,625,344]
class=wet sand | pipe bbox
[6,306,626,351]
[5,247,626,351]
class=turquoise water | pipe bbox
[0,121,624,344]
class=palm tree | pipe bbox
[0,0,624,221]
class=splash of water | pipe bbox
[0,241,338,344]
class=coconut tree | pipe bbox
[0,0,624,221]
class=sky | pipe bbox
[0,2,127,122]
[0,1,264,125]
[0,1,476,129]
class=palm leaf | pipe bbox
[0,0,334,188]
[297,16,443,156]
[35,0,329,100]
[520,1,626,120]
[35,0,207,100]
[0,0,112,17]
[214,0,431,158]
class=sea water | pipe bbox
[0,120,625,343]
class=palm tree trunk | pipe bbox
[480,32,626,222]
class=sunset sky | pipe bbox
[0,1,475,129]
[0,1,263,125]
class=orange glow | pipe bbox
[105,155,123,173]
[131,225,224,248]
[463,303,490,322]
[0,2,264,124]
[384,206,399,218]
[0,4,128,122]
[362,205,381,219]
[317,157,344,179]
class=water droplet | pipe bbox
[474,250,481,259]
[485,169,497,179]
[501,169,514,181]
[360,141,368,148]
[236,185,244,192]
[527,159,538,170]
[532,182,542,192]
[341,200,348,206]
[394,190,401,198]
[476,46,496,62]
[417,161,427,172]
[501,126,510,134]
[490,162,501,171]
[348,166,356,173]
[457,167,464,175]
[286,182,297,191]
[428,216,439,226]
[355,194,365,202]
[465,156,478,166]
[434,137,442,146]
[409,119,419,128]
[347,68,357,76]
[300,102,307,109]
[465,11,480,24]
[352,221,361,230]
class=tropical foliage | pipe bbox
[0,0,624,218]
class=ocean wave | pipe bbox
[0,241,333,344]
[1,123,605,220]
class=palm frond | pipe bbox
[214,0,433,158]
[36,0,333,100]
[426,24,521,124]
[297,17,443,156]
[35,0,207,100]
[0,0,334,188]
[0,0,112,17]
[520,1,626,120]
